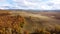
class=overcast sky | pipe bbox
[0,0,60,10]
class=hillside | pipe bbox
[0,10,60,34]
[19,12,60,33]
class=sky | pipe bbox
[0,0,60,10]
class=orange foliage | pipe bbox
[0,12,25,34]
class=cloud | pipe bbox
[0,0,60,10]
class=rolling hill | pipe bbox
[0,10,60,34]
